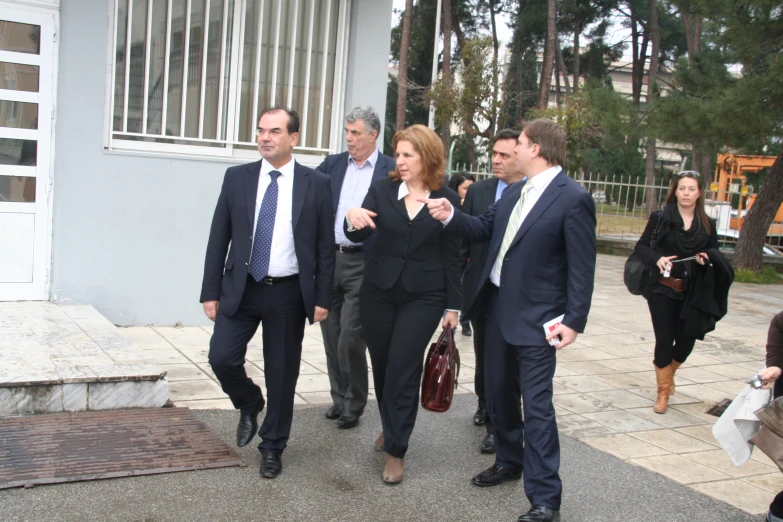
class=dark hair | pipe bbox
[390,125,446,191]
[258,107,300,134]
[521,119,566,167]
[494,128,521,143]
[664,171,712,233]
[448,172,476,193]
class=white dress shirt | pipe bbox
[488,166,561,286]
[335,149,379,246]
[398,180,430,219]
[250,158,298,277]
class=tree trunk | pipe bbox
[538,0,556,109]
[396,0,414,131]
[573,22,580,93]
[733,152,783,271]
[489,0,500,134]
[644,0,660,212]
[440,0,452,153]
[555,33,571,95]
[700,153,712,188]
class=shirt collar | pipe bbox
[348,149,379,169]
[260,157,295,180]
[398,181,431,200]
[527,165,561,190]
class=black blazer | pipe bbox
[317,150,396,258]
[344,177,462,310]
[200,160,335,323]
[460,177,500,312]
[447,171,596,346]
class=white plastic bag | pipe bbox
[712,384,772,466]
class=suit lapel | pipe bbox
[292,163,310,231]
[372,153,391,182]
[244,160,262,228]
[331,152,349,211]
[387,180,410,221]
[485,178,500,209]
[508,173,565,250]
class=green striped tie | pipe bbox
[497,182,533,275]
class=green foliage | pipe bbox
[734,267,783,284]
[427,37,504,141]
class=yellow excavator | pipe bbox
[710,153,780,235]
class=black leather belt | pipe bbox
[258,274,298,285]
[335,244,363,254]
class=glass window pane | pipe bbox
[126,0,150,134]
[0,175,35,203]
[0,101,38,129]
[165,0,187,136]
[238,0,275,143]
[144,0,170,135]
[201,0,225,140]
[113,0,129,132]
[0,62,39,92]
[0,20,40,55]
[0,138,36,165]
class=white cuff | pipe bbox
[345,215,356,232]
[442,206,456,226]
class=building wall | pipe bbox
[51,0,393,325]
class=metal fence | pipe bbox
[446,166,777,251]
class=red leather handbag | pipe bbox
[421,328,460,412]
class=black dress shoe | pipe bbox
[518,505,559,522]
[336,412,360,429]
[471,464,522,487]
[260,450,282,479]
[325,404,343,419]
[473,408,487,426]
[236,400,264,447]
[480,433,496,454]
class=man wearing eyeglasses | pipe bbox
[200,107,335,479]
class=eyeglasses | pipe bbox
[677,170,700,178]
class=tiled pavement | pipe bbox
[121,253,783,515]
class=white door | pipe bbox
[0,6,56,301]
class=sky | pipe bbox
[389,0,633,62]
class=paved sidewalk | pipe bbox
[122,254,783,515]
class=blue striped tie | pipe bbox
[249,171,281,282]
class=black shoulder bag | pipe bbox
[624,211,663,295]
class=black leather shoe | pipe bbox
[480,433,496,454]
[336,412,360,429]
[471,464,522,487]
[260,450,282,479]
[473,408,487,426]
[461,321,472,336]
[236,400,264,447]
[518,505,559,522]
[325,404,343,419]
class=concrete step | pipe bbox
[0,302,168,415]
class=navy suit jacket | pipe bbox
[316,150,396,258]
[447,171,596,346]
[460,177,500,313]
[200,160,335,324]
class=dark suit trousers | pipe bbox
[208,276,306,453]
[471,316,493,435]
[361,278,445,459]
[485,288,562,510]
[320,251,368,415]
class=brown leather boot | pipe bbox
[653,363,673,414]
[670,360,682,395]
[374,432,384,452]
[383,454,404,484]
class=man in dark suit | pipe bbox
[315,106,395,429]
[200,108,334,479]
[423,119,596,522]
[460,128,523,454]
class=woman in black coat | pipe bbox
[345,124,462,484]
[634,171,718,414]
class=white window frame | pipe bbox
[102,0,350,161]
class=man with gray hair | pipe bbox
[316,106,396,428]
